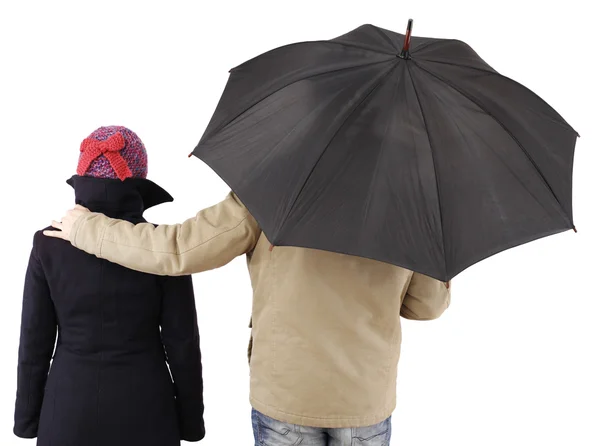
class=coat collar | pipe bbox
[67,175,173,222]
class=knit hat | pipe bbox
[77,126,148,181]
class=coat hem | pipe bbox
[249,397,394,428]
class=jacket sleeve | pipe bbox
[69,192,260,276]
[160,275,205,442]
[14,235,57,438]
[400,272,450,321]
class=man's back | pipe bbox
[247,232,449,427]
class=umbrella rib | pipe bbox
[274,61,401,241]
[361,69,402,229]
[410,39,462,55]
[417,56,498,76]
[413,61,573,225]
[230,41,396,73]
[405,62,448,278]
[370,25,400,53]
[202,59,395,142]
[326,40,397,56]
[415,58,578,135]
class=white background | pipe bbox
[1,1,598,445]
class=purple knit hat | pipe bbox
[77,126,148,180]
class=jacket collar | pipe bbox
[67,175,173,222]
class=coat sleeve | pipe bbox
[400,272,450,321]
[160,275,205,442]
[69,192,260,276]
[14,235,57,438]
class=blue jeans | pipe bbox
[252,409,392,446]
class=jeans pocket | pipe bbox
[353,417,391,445]
[253,409,302,446]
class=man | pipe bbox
[46,191,450,446]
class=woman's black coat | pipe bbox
[14,176,205,446]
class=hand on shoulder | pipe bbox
[43,205,91,241]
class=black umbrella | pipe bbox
[191,21,578,282]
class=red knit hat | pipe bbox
[77,126,148,181]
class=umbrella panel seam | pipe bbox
[406,61,448,278]
[200,60,396,144]
[273,61,402,242]
[413,61,573,226]
[415,58,578,135]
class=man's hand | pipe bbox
[43,205,91,241]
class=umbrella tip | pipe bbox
[188,152,193,158]
[399,18,414,59]
[573,226,578,233]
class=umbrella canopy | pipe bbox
[191,23,578,282]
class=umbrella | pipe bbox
[190,21,578,282]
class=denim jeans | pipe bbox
[252,409,392,446]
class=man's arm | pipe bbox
[400,272,451,321]
[45,193,260,276]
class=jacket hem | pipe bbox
[13,426,37,439]
[250,397,394,428]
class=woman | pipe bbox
[14,126,205,446]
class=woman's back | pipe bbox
[14,128,205,446]
[46,230,166,360]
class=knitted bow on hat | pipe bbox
[77,132,132,181]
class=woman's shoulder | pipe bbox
[31,227,71,257]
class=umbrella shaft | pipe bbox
[400,18,413,59]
